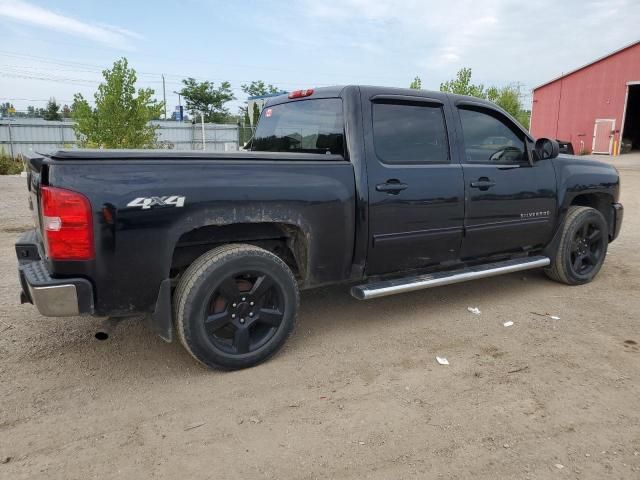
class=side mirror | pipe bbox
[534,138,560,160]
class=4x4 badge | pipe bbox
[126,196,186,210]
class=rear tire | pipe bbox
[174,244,299,370]
[545,206,608,285]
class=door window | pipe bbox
[373,102,449,164]
[459,108,525,164]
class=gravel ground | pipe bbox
[0,157,639,479]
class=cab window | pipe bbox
[459,108,526,164]
[373,102,449,164]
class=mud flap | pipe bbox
[151,279,173,343]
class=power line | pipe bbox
[0,63,239,91]
[0,71,98,87]
[0,51,185,80]
[0,31,409,83]
[0,97,73,102]
[0,50,354,89]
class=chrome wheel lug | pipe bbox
[231,313,236,319]
[249,312,254,317]
[250,301,254,306]
[232,303,237,308]
[242,297,246,302]
[240,318,245,324]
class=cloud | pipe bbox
[291,0,639,89]
[299,0,508,68]
[0,0,141,49]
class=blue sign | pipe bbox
[175,105,183,121]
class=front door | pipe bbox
[592,119,615,154]
[455,105,558,259]
[363,90,465,275]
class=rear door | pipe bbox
[363,89,465,275]
[454,103,558,259]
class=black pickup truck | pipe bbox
[16,86,623,369]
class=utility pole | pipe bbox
[162,74,167,120]
[201,111,206,151]
[7,119,14,159]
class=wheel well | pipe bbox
[170,223,307,281]
[570,193,613,233]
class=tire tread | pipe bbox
[173,243,299,369]
[545,206,607,285]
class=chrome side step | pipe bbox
[351,256,550,300]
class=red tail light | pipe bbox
[41,186,94,260]
[288,89,314,99]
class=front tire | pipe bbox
[545,206,608,285]
[174,244,299,370]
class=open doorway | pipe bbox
[621,83,640,153]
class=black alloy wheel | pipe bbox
[205,272,285,355]
[174,244,299,370]
[569,220,605,276]
[545,206,609,285]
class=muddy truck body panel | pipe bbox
[21,153,357,317]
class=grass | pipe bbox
[0,149,24,175]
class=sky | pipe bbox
[0,0,639,115]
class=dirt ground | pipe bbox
[1,156,639,480]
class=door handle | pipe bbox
[470,177,496,190]
[376,180,408,194]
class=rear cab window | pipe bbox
[251,99,344,155]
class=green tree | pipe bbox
[440,67,485,98]
[180,78,235,123]
[409,76,422,90]
[24,106,45,118]
[441,68,530,129]
[72,58,163,148]
[0,102,14,116]
[487,84,530,129]
[24,105,45,118]
[239,80,281,117]
[251,102,261,127]
[43,98,62,121]
[241,80,280,97]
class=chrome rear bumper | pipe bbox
[25,283,81,317]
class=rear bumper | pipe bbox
[16,230,94,317]
[611,203,623,241]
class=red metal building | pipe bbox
[531,40,640,155]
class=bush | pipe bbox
[0,150,25,175]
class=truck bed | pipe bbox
[25,149,357,318]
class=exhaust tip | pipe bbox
[94,317,122,341]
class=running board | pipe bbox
[351,256,550,300]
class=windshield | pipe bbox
[251,98,344,155]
